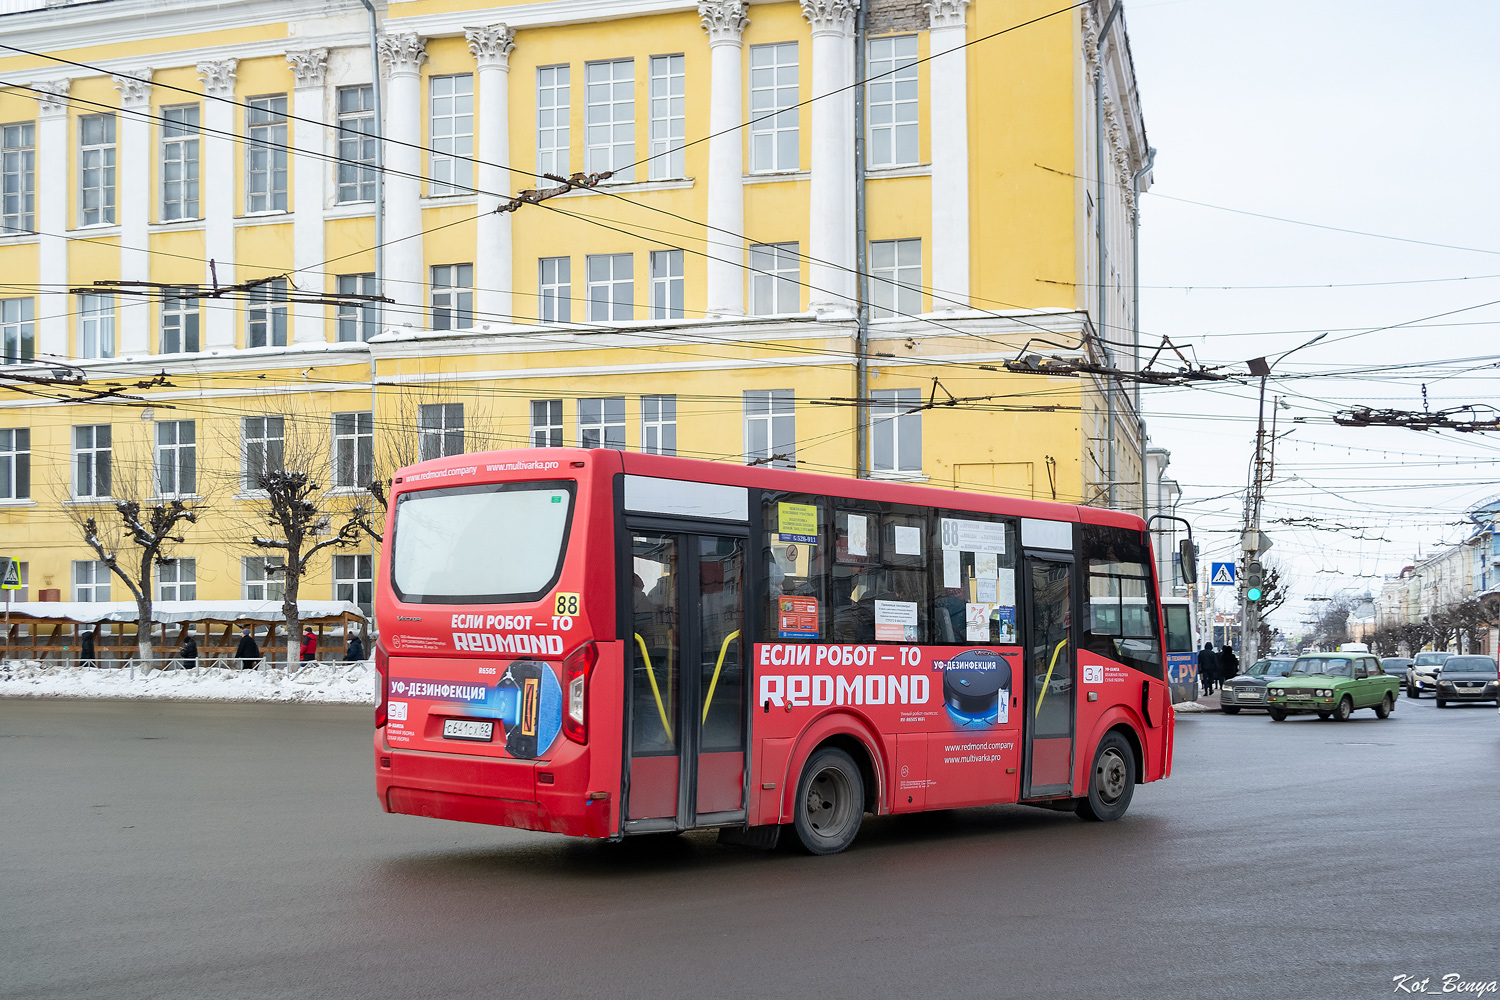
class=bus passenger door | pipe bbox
[1022,554,1076,799]
[624,530,747,832]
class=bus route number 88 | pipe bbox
[554,592,580,617]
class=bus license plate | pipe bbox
[442,719,494,742]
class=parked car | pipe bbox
[1434,655,1500,707]
[1381,657,1413,689]
[1266,653,1400,722]
[1220,657,1296,714]
[1408,651,1453,699]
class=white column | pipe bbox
[114,68,152,356]
[287,49,328,344]
[378,33,427,323]
[33,81,69,361]
[197,59,238,350]
[802,0,856,315]
[928,0,970,309]
[466,25,515,325]
[700,0,748,317]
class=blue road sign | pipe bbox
[1210,561,1237,586]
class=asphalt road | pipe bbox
[2,694,1497,1000]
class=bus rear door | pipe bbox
[1022,549,1076,799]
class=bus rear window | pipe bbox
[391,481,575,604]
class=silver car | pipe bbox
[1221,657,1296,714]
[1407,651,1452,699]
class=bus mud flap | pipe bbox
[717,825,781,849]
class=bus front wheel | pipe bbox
[793,747,865,855]
[1076,732,1136,822]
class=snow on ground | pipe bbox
[0,660,378,705]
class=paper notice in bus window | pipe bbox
[940,517,1007,554]
[894,525,921,556]
[778,596,819,638]
[965,603,990,641]
[847,513,868,557]
[996,606,1017,643]
[943,550,961,589]
[975,552,998,580]
[873,600,919,641]
[997,570,1016,606]
[778,502,819,543]
[771,533,809,578]
[976,576,998,604]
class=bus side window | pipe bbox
[828,504,931,644]
[762,493,828,643]
[931,514,1017,645]
[1080,524,1163,677]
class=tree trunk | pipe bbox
[283,569,300,670]
[135,594,154,665]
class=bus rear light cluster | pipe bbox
[375,642,390,728]
[562,641,598,745]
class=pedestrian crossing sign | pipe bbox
[1210,562,1236,586]
[0,557,18,590]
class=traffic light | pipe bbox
[1246,561,1265,602]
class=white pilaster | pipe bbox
[114,68,152,356]
[33,82,69,361]
[378,33,427,322]
[928,0,970,308]
[466,25,514,325]
[197,59,238,350]
[801,0,856,315]
[700,0,748,317]
[287,49,328,344]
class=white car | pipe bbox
[1407,651,1452,699]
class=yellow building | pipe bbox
[0,0,1152,616]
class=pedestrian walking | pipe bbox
[343,632,365,662]
[300,628,319,664]
[234,626,261,670]
[1219,644,1239,681]
[1198,642,1219,695]
[177,630,198,670]
[80,628,97,669]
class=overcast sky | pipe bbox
[1121,0,1500,633]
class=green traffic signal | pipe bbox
[1247,586,1263,602]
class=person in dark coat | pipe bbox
[1198,642,1219,695]
[177,631,199,669]
[234,627,261,670]
[80,629,97,669]
[1219,644,1240,681]
[343,633,365,662]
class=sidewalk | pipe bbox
[1172,686,1225,714]
[0,660,377,704]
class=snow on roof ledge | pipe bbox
[1,600,365,625]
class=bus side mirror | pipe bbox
[1179,540,1197,585]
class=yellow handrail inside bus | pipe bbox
[702,630,741,724]
[633,633,673,741]
[1034,638,1070,718]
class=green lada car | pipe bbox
[1266,652,1400,722]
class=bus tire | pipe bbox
[1076,732,1135,823]
[792,747,865,855]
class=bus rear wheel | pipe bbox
[1076,732,1135,822]
[793,747,864,855]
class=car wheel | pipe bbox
[1406,683,1419,700]
[1332,696,1353,722]
[1374,693,1393,719]
[1316,711,1332,720]
[1436,698,1447,709]
[792,747,864,855]
[1076,732,1136,822]
[1222,706,1240,715]
[1269,708,1287,722]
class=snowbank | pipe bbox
[0,660,378,705]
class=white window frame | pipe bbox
[743,389,795,469]
[2,121,36,234]
[336,85,377,204]
[749,242,800,316]
[539,257,571,323]
[0,427,29,500]
[334,552,375,618]
[157,558,197,602]
[578,397,625,450]
[649,249,683,320]
[647,54,685,180]
[418,403,464,461]
[241,415,285,491]
[536,64,571,177]
[159,287,199,354]
[870,388,922,474]
[160,104,200,222]
[73,423,111,499]
[429,74,474,196]
[336,273,377,342]
[332,410,373,488]
[431,263,473,331]
[246,278,288,348]
[154,419,196,498]
[2,296,34,364]
[78,293,115,359]
[867,35,919,168]
[586,253,633,322]
[74,559,111,602]
[243,555,285,601]
[245,95,288,213]
[79,113,116,226]
[749,42,798,173]
[531,399,563,447]
[869,238,922,318]
[641,394,676,456]
[585,59,635,181]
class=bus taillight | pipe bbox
[562,642,598,745]
[375,642,390,728]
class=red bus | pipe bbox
[374,449,1174,854]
